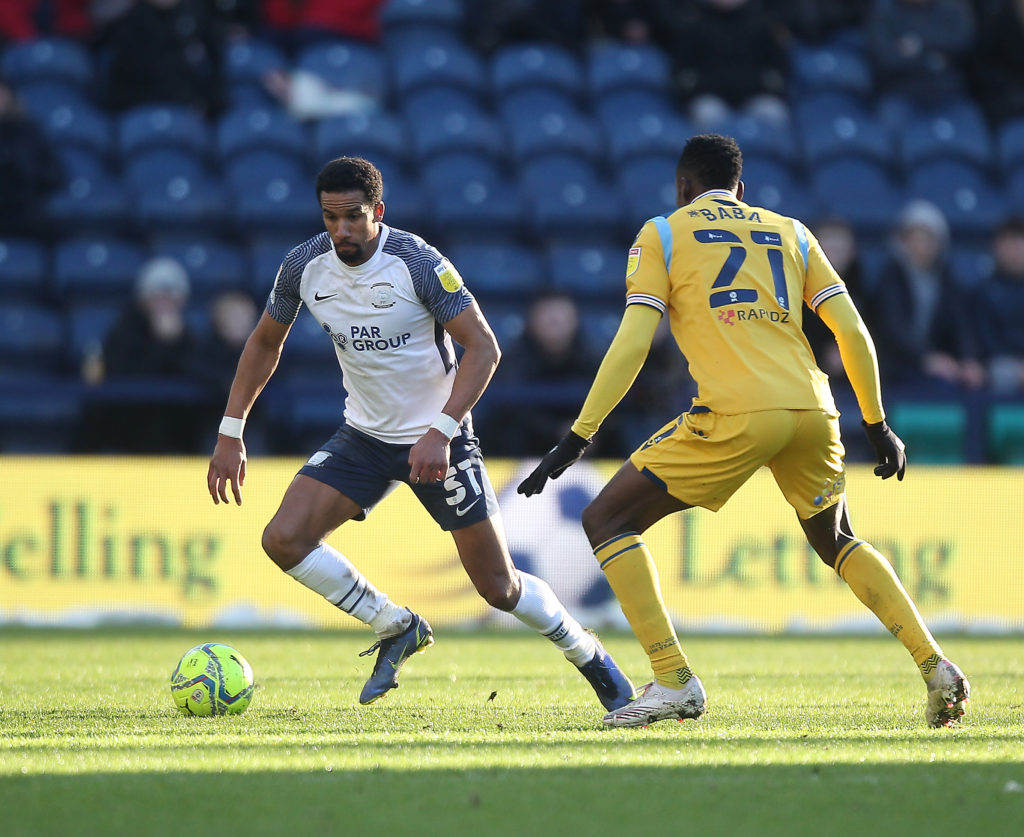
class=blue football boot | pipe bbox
[576,638,637,711]
[358,610,434,705]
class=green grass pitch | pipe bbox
[1,630,1022,836]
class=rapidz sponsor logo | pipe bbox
[717,309,737,326]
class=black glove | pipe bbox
[862,420,906,481]
[517,431,592,496]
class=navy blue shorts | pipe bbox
[297,422,500,531]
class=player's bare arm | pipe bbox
[407,302,499,484]
[208,312,291,505]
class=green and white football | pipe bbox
[170,643,254,716]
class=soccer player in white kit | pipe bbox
[207,157,635,710]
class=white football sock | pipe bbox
[286,543,410,636]
[511,572,598,665]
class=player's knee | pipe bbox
[581,499,611,546]
[261,520,307,571]
[478,577,518,611]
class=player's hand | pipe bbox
[862,420,906,481]
[408,429,450,485]
[208,436,247,505]
[517,431,592,496]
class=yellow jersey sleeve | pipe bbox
[624,218,672,314]
[800,224,848,313]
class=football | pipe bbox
[170,643,255,717]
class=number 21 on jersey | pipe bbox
[695,229,790,311]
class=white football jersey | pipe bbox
[266,226,474,444]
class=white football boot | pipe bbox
[925,658,970,728]
[602,676,707,728]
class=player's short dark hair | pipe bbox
[315,157,383,205]
[677,134,743,191]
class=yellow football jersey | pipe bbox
[626,189,847,415]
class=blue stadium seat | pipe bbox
[151,237,247,299]
[617,154,678,231]
[602,109,691,165]
[53,236,146,302]
[118,104,211,158]
[225,37,286,108]
[14,78,91,114]
[743,156,820,222]
[587,42,673,99]
[136,172,227,234]
[248,237,297,296]
[547,244,627,296]
[229,158,321,237]
[1010,167,1024,214]
[392,41,486,99]
[419,153,521,236]
[400,85,481,125]
[794,91,869,130]
[445,242,547,297]
[0,375,81,452]
[500,87,578,126]
[0,238,49,301]
[420,152,504,192]
[2,37,93,88]
[223,149,307,190]
[412,108,507,165]
[123,148,207,187]
[0,304,65,375]
[907,160,1008,238]
[900,102,994,170]
[216,105,309,161]
[491,43,586,100]
[726,113,801,167]
[476,301,525,347]
[47,173,132,233]
[294,40,389,102]
[948,245,994,288]
[381,0,464,28]
[790,42,873,98]
[519,154,621,242]
[811,158,901,235]
[799,102,893,167]
[23,97,113,155]
[54,146,111,179]
[66,303,121,367]
[312,111,412,168]
[505,107,604,164]
[379,171,425,233]
[998,117,1024,174]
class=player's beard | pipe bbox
[335,241,365,265]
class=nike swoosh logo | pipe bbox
[454,498,481,517]
[314,291,337,301]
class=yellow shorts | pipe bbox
[629,408,846,519]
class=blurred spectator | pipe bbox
[967,0,1024,126]
[868,200,985,392]
[74,256,207,452]
[0,0,93,42]
[584,0,665,44]
[867,0,975,116]
[262,67,377,121]
[0,79,61,238]
[262,0,383,51]
[803,217,869,383]
[96,0,229,116]
[466,0,586,53]
[664,0,790,129]
[973,217,1024,395]
[484,290,604,456]
[776,0,867,44]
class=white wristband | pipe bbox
[218,416,245,439]
[430,413,460,441]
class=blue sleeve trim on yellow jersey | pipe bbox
[648,215,673,271]
[625,293,667,314]
[793,219,809,271]
[810,283,847,311]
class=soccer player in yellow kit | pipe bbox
[518,134,970,728]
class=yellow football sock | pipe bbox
[595,532,693,689]
[835,540,943,678]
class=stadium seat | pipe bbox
[412,108,508,165]
[66,303,121,368]
[603,110,692,165]
[0,238,49,301]
[907,160,1008,239]
[14,78,91,114]
[150,237,247,299]
[948,245,994,288]
[499,87,578,127]
[381,0,464,29]
[445,242,547,297]
[2,37,93,88]
[1010,167,1024,215]
[400,84,481,125]
[379,171,426,233]
[392,41,486,99]
[54,146,110,179]
[476,301,525,347]
[294,40,389,103]
[886,402,966,463]
[547,244,627,297]
[53,236,146,302]
[810,158,902,236]
[997,117,1024,174]
[118,104,211,158]
[123,148,207,187]
[726,113,802,167]
[587,42,673,99]
[491,43,586,101]
[248,237,298,296]
[799,103,893,168]
[216,105,309,162]
[419,153,522,236]
[224,37,286,108]
[617,154,679,232]
[900,101,994,170]
[23,97,113,155]
[312,111,412,168]
[46,172,132,233]
[504,107,604,164]
[744,156,820,222]
[123,149,225,233]
[988,404,1024,465]
[519,154,622,243]
[230,172,322,237]
[223,149,308,190]
[789,42,873,99]
[0,304,65,375]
